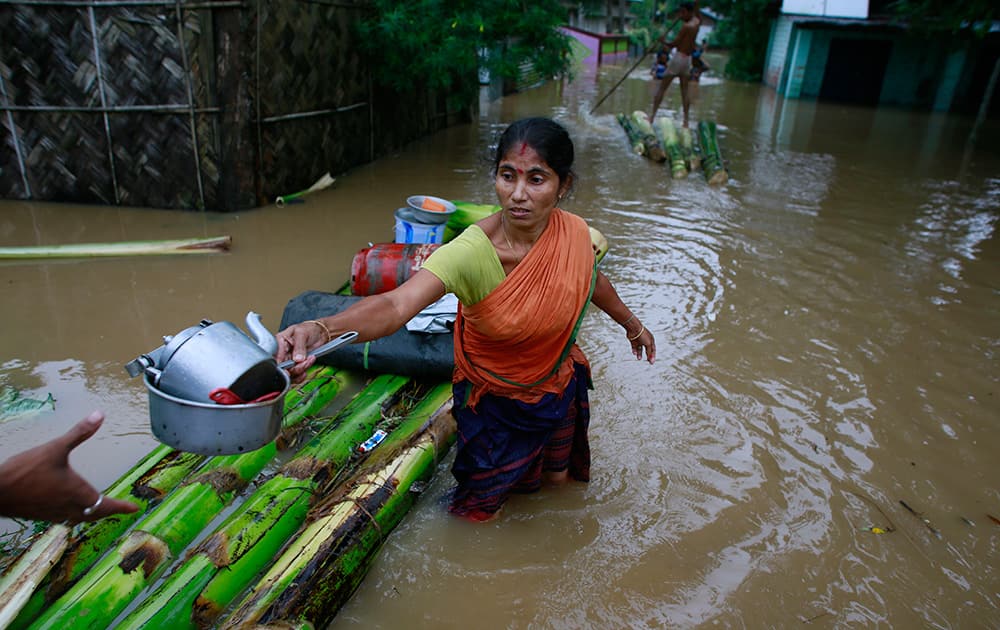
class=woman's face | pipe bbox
[494,143,569,230]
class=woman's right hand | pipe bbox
[273,271,448,383]
[275,320,328,383]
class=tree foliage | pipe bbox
[702,0,775,82]
[625,1,674,51]
[355,0,574,107]
[888,0,997,37]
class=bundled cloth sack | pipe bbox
[280,291,455,380]
[405,293,458,334]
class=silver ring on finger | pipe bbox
[83,494,104,516]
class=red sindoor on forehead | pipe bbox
[519,141,528,155]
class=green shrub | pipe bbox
[355,0,574,107]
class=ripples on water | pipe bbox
[337,73,999,627]
[2,58,998,628]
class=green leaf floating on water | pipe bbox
[0,386,56,422]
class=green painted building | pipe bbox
[763,0,999,114]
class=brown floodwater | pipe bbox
[2,53,999,627]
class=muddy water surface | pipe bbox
[2,55,998,627]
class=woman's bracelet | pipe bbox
[620,313,636,328]
[627,325,645,342]
[304,319,333,344]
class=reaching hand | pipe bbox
[0,411,139,523]
[274,321,326,383]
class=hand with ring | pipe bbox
[0,411,139,523]
[275,319,330,383]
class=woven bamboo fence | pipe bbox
[0,0,470,211]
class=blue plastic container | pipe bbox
[394,208,445,244]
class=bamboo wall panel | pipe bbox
[0,6,96,106]
[20,111,116,204]
[0,118,26,198]
[110,112,201,208]
[258,108,371,201]
[95,8,186,107]
[0,0,472,211]
[253,0,370,203]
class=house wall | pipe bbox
[783,29,814,98]
[561,26,629,67]
[564,7,614,35]
[880,38,934,106]
[764,16,795,89]
[600,36,630,63]
[932,50,966,111]
[562,26,600,66]
[782,0,869,19]
[801,32,832,96]
[765,14,977,113]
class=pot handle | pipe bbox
[124,345,165,378]
[277,331,358,370]
[124,355,152,378]
[144,366,164,387]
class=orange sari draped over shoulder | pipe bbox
[453,208,596,408]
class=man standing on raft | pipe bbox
[649,2,701,127]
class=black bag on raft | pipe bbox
[280,291,455,380]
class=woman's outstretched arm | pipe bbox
[276,269,447,379]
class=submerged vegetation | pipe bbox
[0,387,55,422]
[355,0,574,108]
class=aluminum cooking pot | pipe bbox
[144,369,289,455]
[124,312,283,404]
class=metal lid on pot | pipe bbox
[159,319,213,368]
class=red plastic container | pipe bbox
[350,243,441,296]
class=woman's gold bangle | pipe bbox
[627,325,645,342]
[304,319,333,344]
[620,313,636,327]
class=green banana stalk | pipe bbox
[0,525,69,628]
[443,201,499,241]
[617,113,646,156]
[630,111,667,162]
[10,366,351,629]
[679,126,700,171]
[7,446,203,629]
[654,117,688,179]
[220,384,455,627]
[698,120,728,185]
[26,369,359,630]
[0,236,231,260]
[115,374,409,630]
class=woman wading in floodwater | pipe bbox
[278,117,656,521]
